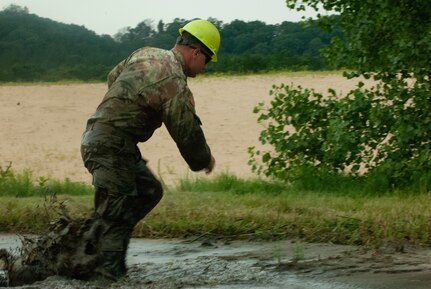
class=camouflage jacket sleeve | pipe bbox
[107,59,127,88]
[161,81,212,172]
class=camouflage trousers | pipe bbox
[81,128,163,277]
[0,128,164,286]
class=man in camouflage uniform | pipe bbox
[80,19,220,279]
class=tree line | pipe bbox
[0,5,340,82]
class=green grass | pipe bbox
[0,164,92,197]
[0,195,93,233]
[146,174,431,247]
[191,70,344,81]
[0,168,430,248]
[178,173,288,196]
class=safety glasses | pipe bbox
[199,49,212,64]
[192,46,212,64]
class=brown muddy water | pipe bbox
[1,234,431,289]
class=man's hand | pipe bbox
[204,155,215,174]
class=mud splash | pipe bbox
[1,234,431,289]
[0,216,107,287]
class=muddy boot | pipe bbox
[94,251,127,281]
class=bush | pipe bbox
[249,77,431,193]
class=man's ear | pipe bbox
[192,48,199,57]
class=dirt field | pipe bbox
[0,73,363,186]
[1,73,431,288]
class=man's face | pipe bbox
[187,47,211,77]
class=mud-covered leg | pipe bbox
[133,161,164,221]
[93,163,163,280]
[92,188,132,280]
[95,221,131,280]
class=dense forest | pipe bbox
[0,5,341,82]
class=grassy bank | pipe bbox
[141,175,431,247]
[0,169,430,247]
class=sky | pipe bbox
[0,0,319,36]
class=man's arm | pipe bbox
[161,88,213,172]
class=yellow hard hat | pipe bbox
[179,19,221,62]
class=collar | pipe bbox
[171,49,187,76]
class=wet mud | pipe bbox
[1,234,431,289]
[0,217,103,286]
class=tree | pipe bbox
[249,0,431,191]
[128,19,155,41]
[3,4,29,14]
[0,6,337,80]
[157,20,164,33]
[0,5,121,81]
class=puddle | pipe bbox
[1,234,431,288]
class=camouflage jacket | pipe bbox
[85,47,211,171]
